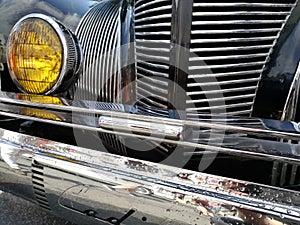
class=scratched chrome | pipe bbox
[1,92,300,165]
[0,128,299,224]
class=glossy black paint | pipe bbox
[253,3,300,121]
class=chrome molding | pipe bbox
[0,128,300,224]
[1,92,300,165]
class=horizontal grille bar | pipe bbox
[193,11,290,16]
[188,70,262,79]
[191,29,281,35]
[189,61,266,70]
[134,0,297,116]
[193,3,296,7]
[187,94,256,104]
[187,0,296,116]
[187,86,259,96]
[187,78,261,87]
[192,20,286,25]
[190,37,278,43]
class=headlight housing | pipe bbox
[6,13,82,95]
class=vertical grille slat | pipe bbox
[75,1,121,102]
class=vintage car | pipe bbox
[0,0,300,224]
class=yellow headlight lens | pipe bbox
[7,14,82,95]
[7,18,63,94]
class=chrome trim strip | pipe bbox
[193,11,290,16]
[1,93,300,164]
[99,115,183,140]
[186,94,256,104]
[0,128,300,224]
[0,92,299,141]
[188,70,262,79]
[189,62,266,70]
[0,106,299,164]
[135,31,171,36]
[192,20,286,25]
[187,86,259,95]
[194,2,296,8]
[193,3,296,7]
[136,45,170,52]
[189,53,268,61]
[136,95,168,109]
[135,0,170,11]
[135,22,172,29]
[137,86,168,102]
[135,14,172,22]
[135,5,172,17]
[191,37,277,44]
[187,78,261,87]
[136,60,169,70]
[136,79,168,94]
[190,45,274,52]
[136,51,170,62]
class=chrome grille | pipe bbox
[135,0,172,115]
[188,0,297,116]
[135,0,297,117]
[75,1,121,103]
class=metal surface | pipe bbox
[0,128,300,224]
[2,92,300,166]
[134,0,298,118]
[75,0,125,103]
[135,0,172,112]
[6,13,82,95]
[187,0,297,117]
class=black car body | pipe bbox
[0,0,300,224]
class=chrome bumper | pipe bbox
[0,91,300,224]
[0,127,299,225]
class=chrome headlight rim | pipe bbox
[6,13,82,95]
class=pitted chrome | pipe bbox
[0,128,300,224]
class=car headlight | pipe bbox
[6,13,82,94]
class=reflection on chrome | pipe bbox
[0,128,298,224]
[0,144,21,170]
